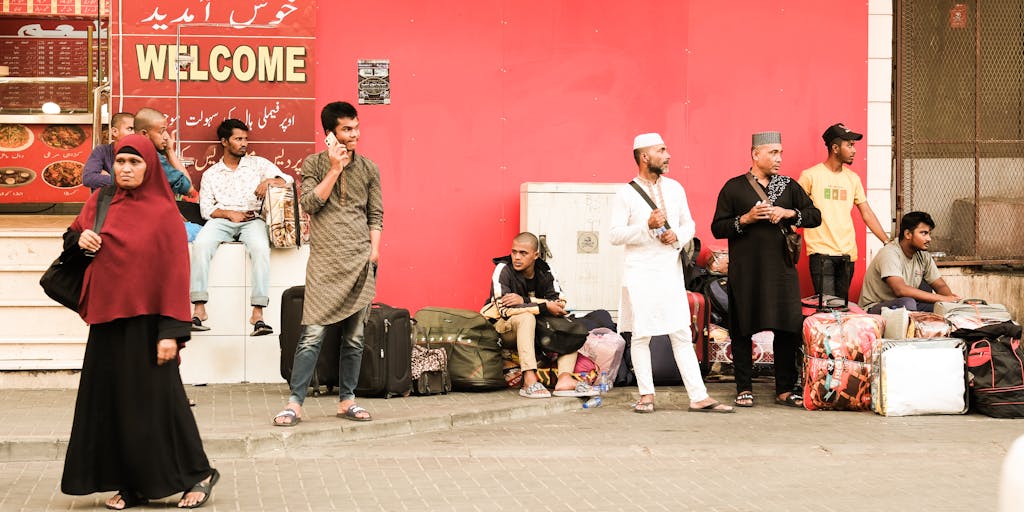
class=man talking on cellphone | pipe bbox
[273,102,383,427]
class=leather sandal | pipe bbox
[178,469,220,509]
[105,492,147,510]
[734,392,755,407]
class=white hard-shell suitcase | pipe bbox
[871,337,968,417]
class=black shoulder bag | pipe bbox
[40,186,115,311]
[745,173,802,266]
[535,314,588,355]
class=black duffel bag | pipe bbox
[535,315,588,354]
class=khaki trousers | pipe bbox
[495,314,577,375]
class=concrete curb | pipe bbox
[0,389,631,462]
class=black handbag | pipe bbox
[39,187,115,312]
[535,315,588,354]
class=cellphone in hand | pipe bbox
[325,132,339,148]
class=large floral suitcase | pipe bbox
[802,312,884,411]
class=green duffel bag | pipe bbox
[414,307,505,391]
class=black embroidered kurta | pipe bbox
[710,172,821,337]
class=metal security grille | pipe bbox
[897,0,1024,264]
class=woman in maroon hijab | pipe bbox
[60,134,220,510]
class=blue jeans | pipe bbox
[189,217,271,307]
[288,306,370,405]
[867,281,935,314]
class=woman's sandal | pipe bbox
[105,491,147,510]
[178,468,220,509]
[734,391,755,407]
[633,400,655,414]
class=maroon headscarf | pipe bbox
[71,134,191,325]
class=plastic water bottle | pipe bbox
[582,396,603,408]
[598,371,609,393]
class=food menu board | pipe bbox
[0,19,96,112]
[0,123,92,203]
[0,38,88,76]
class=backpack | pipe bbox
[703,276,729,326]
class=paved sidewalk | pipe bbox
[0,382,625,462]
[2,381,1022,511]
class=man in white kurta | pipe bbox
[610,133,733,414]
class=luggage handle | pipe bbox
[959,298,987,305]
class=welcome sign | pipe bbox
[111,0,316,182]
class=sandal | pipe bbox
[552,381,599,397]
[250,320,273,336]
[633,400,655,414]
[775,393,804,408]
[190,317,210,332]
[177,468,220,509]
[519,381,551,399]
[689,400,735,413]
[272,408,301,427]
[734,392,755,407]
[105,492,148,510]
[337,404,372,421]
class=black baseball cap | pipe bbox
[822,123,863,146]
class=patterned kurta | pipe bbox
[299,150,383,326]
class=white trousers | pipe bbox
[631,328,708,401]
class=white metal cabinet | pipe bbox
[519,182,624,320]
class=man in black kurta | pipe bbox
[711,131,821,408]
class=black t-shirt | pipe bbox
[524,274,538,299]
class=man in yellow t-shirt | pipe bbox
[798,123,889,299]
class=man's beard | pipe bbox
[649,164,667,175]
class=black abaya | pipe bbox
[61,315,210,500]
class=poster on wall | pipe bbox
[111,0,317,185]
[358,59,390,105]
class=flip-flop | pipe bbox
[272,409,301,427]
[190,317,210,332]
[552,381,600,397]
[178,468,220,509]
[250,320,273,336]
[105,492,148,510]
[337,404,372,421]
[632,401,655,414]
[775,394,804,408]
[688,400,735,413]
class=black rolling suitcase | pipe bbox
[278,285,342,396]
[616,332,684,387]
[355,303,413,398]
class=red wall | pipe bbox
[315,1,869,312]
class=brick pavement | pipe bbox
[0,382,1020,511]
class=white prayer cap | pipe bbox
[633,133,665,150]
